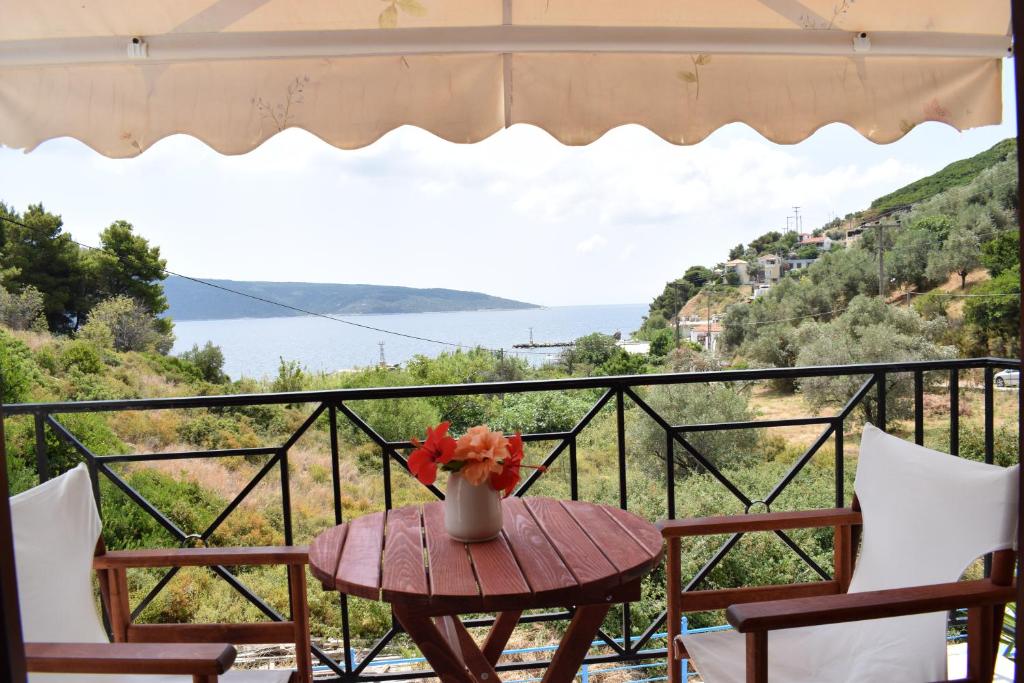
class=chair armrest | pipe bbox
[94,545,308,569]
[727,579,1015,633]
[658,508,860,538]
[25,642,236,676]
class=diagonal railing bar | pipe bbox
[621,387,753,508]
[594,627,628,656]
[281,403,329,452]
[764,423,835,506]
[515,388,615,496]
[675,437,753,509]
[44,414,102,502]
[336,401,445,501]
[353,627,400,675]
[632,609,668,651]
[772,529,831,580]
[200,453,282,542]
[130,565,182,621]
[684,532,744,593]
[837,375,877,421]
[97,463,188,542]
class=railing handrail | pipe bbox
[3,357,1017,416]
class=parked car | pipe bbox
[994,369,1019,388]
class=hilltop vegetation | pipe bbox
[871,138,1015,213]
[163,276,537,320]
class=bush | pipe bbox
[60,339,105,374]
[489,391,599,434]
[272,357,306,393]
[179,342,228,383]
[80,295,174,353]
[0,285,45,330]
[631,383,760,476]
[0,328,38,403]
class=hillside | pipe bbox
[164,276,538,320]
[870,138,1014,213]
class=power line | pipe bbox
[0,214,555,357]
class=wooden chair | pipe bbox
[12,464,312,683]
[661,424,1018,683]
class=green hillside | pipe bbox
[870,138,1015,213]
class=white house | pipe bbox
[724,259,751,285]
[757,254,784,283]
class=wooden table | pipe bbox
[309,497,663,683]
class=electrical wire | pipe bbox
[0,214,559,357]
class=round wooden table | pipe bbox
[309,497,663,683]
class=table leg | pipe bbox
[540,604,611,683]
[393,606,500,683]
[482,611,522,666]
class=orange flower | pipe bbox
[453,426,508,486]
[490,432,524,496]
[408,422,457,486]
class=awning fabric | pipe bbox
[0,1,1011,157]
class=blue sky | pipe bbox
[0,61,1017,308]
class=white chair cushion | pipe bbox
[682,424,1018,683]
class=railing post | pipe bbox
[876,373,886,431]
[382,444,392,510]
[950,369,960,456]
[279,448,292,546]
[984,366,995,465]
[834,419,844,508]
[615,389,630,652]
[913,371,924,446]
[569,436,579,501]
[33,412,49,482]
[666,431,676,520]
[329,404,341,525]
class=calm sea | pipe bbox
[172,304,648,379]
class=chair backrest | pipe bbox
[11,464,108,643]
[849,423,1018,594]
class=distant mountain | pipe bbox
[164,276,538,321]
[870,138,1015,213]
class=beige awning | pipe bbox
[0,1,1011,157]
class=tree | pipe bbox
[647,327,675,357]
[926,227,981,289]
[179,342,228,383]
[797,296,952,422]
[728,244,745,260]
[749,231,783,255]
[889,225,938,290]
[84,221,169,315]
[981,231,1019,277]
[964,267,1020,354]
[571,332,618,367]
[79,295,174,353]
[0,285,44,330]
[794,244,819,260]
[682,265,713,288]
[0,204,84,331]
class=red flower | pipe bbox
[408,422,457,486]
[490,432,524,497]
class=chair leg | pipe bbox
[288,564,312,683]
[746,632,767,683]
[967,605,997,682]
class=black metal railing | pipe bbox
[3,357,1019,680]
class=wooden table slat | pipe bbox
[524,498,619,590]
[561,499,652,582]
[500,498,577,598]
[381,506,429,602]
[422,503,481,603]
[335,511,385,600]
[467,531,531,600]
[308,525,347,588]
[602,505,664,558]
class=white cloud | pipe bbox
[576,234,608,253]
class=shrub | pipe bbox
[60,339,105,374]
[489,391,598,434]
[0,285,45,330]
[80,295,174,353]
[272,357,306,393]
[0,328,38,403]
[179,342,228,383]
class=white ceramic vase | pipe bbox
[444,471,503,542]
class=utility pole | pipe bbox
[705,286,712,351]
[378,340,386,367]
[876,223,886,299]
[793,206,801,233]
[528,327,534,345]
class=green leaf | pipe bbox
[397,0,428,17]
[379,4,398,28]
[677,71,698,83]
